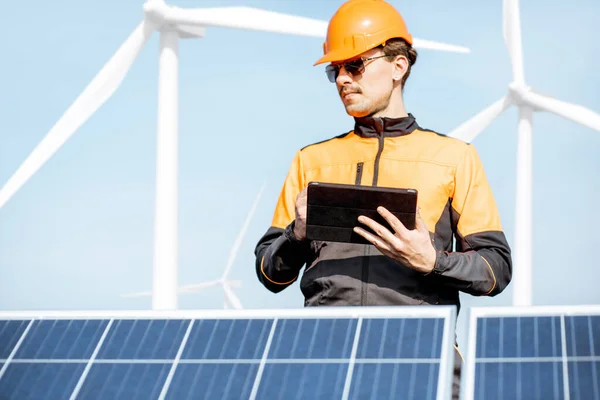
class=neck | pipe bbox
[371,90,407,118]
[353,112,417,138]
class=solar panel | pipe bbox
[0,306,456,400]
[461,305,600,400]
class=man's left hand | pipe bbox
[353,206,437,274]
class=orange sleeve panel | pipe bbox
[271,150,306,229]
[453,144,502,236]
[254,150,313,293]
[428,143,512,296]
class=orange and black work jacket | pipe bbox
[254,114,512,310]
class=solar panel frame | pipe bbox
[460,305,600,400]
[0,306,457,400]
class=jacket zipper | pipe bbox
[358,160,366,303]
[361,124,385,305]
[355,162,363,185]
[372,134,385,186]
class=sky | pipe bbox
[1,0,599,352]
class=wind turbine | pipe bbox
[122,182,266,309]
[0,0,471,310]
[447,0,600,307]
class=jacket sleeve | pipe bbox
[254,151,313,293]
[429,144,513,296]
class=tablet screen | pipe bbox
[306,182,417,244]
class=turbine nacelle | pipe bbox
[143,2,205,38]
[143,1,171,28]
[506,82,531,108]
[143,2,329,39]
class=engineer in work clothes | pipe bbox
[253,0,513,398]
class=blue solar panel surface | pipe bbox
[0,307,456,400]
[461,306,600,400]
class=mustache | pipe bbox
[339,86,362,96]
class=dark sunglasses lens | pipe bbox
[325,59,365,82]
[325,65,338,82]
[344,59,364,75]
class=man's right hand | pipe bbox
[293,187,308,240]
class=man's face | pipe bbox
[332,48,396,118]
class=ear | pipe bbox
[392,55,409,83]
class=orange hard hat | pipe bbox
[314,0,413,66]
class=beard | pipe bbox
[341,87,392,118]
[344,98,377,117]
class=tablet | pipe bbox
[306,181,418,244]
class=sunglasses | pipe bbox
[325,55,389,83]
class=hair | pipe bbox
[380,38,418,88]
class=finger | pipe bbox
[377,206,409,237]
[299,204,307,219]
[353,226,393,252]
[415,206,429,232]
[358,215,398,244]
[297,188,308,202]
[296,188,308,207]
[298,195,307,209]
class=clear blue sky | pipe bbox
[1,0,599,351]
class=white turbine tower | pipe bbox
[122,182,267,309]
[0,0,471,310]
[447,0,600,306]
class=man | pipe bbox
[254,0,512,398]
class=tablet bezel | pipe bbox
[305,181,418,244]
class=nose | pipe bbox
[336,65,353,86]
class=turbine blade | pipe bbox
[222,182,266,280]
[411,38,470,54]
[159,5,471,53]
[223,283,243,309]
[178,281,221,292]
[524,92,600,132]
[121,290,153,298]
[121,280,221,298]
[0,21,153,210]
[503,0,525,84]
[164,6,327,37]
[447,96,512,142]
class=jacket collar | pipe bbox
[353,113,418,138]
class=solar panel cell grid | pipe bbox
[257,362,348,399]
[476,316,562,358]
[17,320,109,359]
[0,362,85,399]
[268,318,357,359]
[565,315,600,400]
[462,306,600,400]
[350,363,440,400]
[0,307,456,400]
[0,320,29,359]
[357,317,444,359]
[167,363,258,400]
[97,319,188,360]
[181,319,271,360]
[77,363,171,400]
[565,315,600,357]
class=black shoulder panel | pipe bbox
[300,130,353,151]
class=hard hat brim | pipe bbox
[313,48,365,66]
